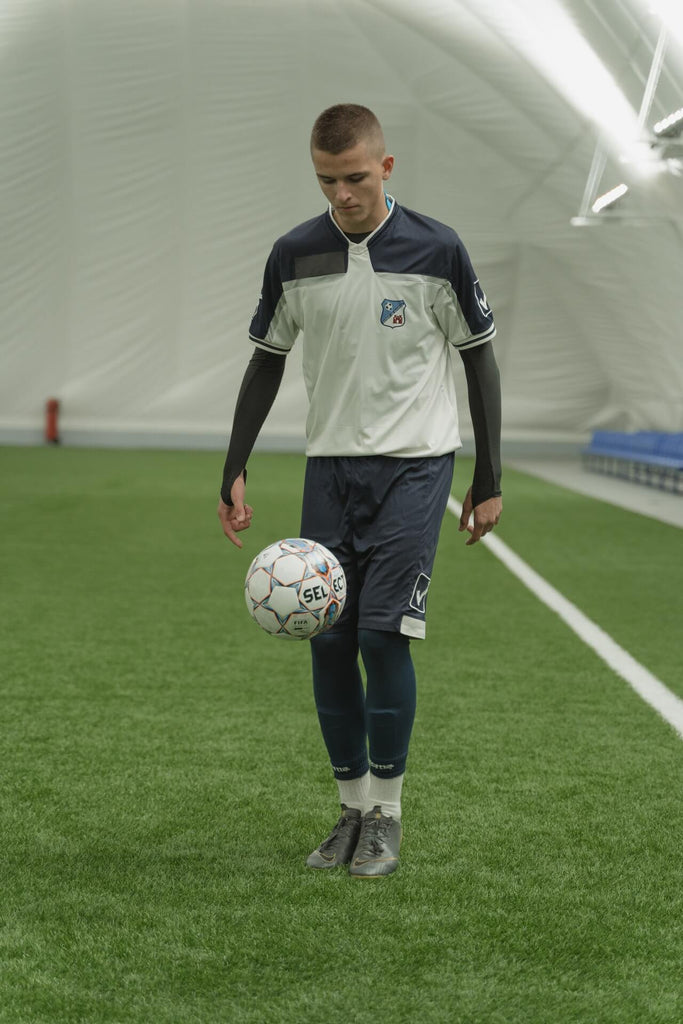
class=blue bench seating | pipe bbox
[582,431,683,493]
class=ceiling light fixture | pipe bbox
[591,183,629,213]
[653,108,683,137]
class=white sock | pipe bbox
[366,773,404,820]
[336,771,370,812]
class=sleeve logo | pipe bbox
[474,280,492,318]
[380,298,406,328]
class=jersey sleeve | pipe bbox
[249,241,300,354]
[432,235,496,350]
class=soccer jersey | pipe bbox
[249,198,495,458]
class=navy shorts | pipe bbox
[300,453,455,639]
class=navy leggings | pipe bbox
[310,628,416,781]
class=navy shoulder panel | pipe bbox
[275,212,347,282]
[370,204,494,334]
[250,212,347,340]
[369,204,464,279]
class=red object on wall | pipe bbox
[45,398,60,444]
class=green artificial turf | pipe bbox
[1,446,682,1023]
[485,463,682,696]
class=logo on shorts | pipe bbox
[409,573,431,613]
[380,298,406,328]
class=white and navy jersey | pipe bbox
[249,198,496,458]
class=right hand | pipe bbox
[458,486,502,546]
[217,475,253,549]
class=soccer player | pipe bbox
[218,104,502,877]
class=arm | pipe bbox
[218,346,286,547]
[458,341,503,545]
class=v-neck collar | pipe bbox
[326,195,397,250]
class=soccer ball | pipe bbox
[244,538,347,640]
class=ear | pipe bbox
[382,154,395,180]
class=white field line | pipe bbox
[447,497,683,739]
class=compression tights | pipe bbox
[310,628,416,781]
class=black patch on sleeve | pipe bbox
[294,251,346,279]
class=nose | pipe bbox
[334,181,352,205]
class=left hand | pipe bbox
[458,487,502,546]
[217,474,253,549]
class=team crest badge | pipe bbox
[380,298,406,329]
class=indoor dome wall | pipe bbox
[1,0,682,449]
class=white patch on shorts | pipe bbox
[400,615,426,639]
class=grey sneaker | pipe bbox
[306,805,362,869]
[349,805,402,877]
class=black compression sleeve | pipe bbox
[459,342,502,507]
[220,347,286,505]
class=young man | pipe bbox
[218,104,502,877]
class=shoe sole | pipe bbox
[306,858,351,869]
[350,866,399,877]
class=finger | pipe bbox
[218,506,244,547]
[237,507,253,528]
[466,522,484,546]
[231,516,252,533]
[217,499,240,527]
[222,521,243,548]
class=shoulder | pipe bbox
[274,212,339,255]
[266,212,343,282]
[371,203,469,280]
[393,204,464,250]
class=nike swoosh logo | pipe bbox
[416,587,428,605]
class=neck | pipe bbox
[332,195,393,235]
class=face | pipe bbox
[312,141,394,234]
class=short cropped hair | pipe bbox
[310,104,385,158]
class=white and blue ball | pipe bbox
[244,538,346,640]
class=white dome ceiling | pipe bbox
[1,0,682,445]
